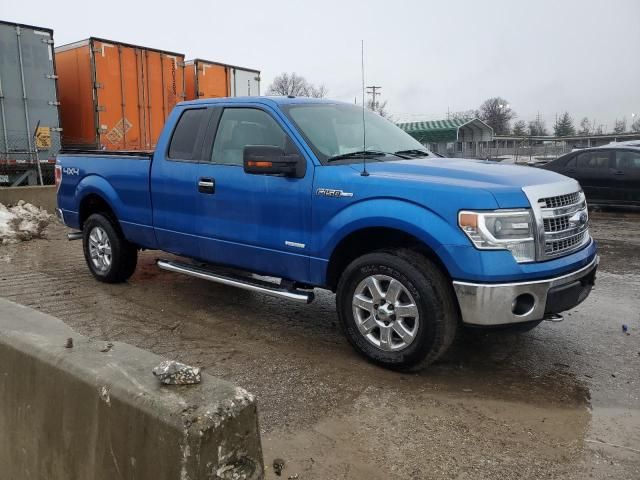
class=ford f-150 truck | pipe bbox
[56,97,598,370]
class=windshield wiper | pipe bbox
[394,149,430,158]
[326,150,389,162]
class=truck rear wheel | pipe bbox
[336,249,458,370]
[82,213,137,283]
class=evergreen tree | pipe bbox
[512,120,527,136]
[553,112,576,136]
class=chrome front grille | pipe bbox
[543,216,570,232]
[538,192,581,209]
[545,230,588,255]
[538,191,590,259]
[522,180,592,262]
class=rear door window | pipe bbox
[168,108,209,160]
[615,150,640,170]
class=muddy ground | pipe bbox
[0,210,638,479]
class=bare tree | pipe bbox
[266,72,328,98]
[367,99,389,118]
[613,118,627,134]
[307,84,328,98]
[449,109,478,121]
[632,117,640,133]
[528,117,548,136]
[477,97,515,135]
[578,117,592,135]
[512,120,527,136]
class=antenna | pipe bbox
[360,40,369,177]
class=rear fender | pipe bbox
[75,175,123,225]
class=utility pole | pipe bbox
[366,85,382,110]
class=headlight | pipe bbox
[458,209,536,263]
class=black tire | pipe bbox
[336,249,458,371]
[82,213,137,283]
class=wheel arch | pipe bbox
[75,175,124,231]
[78,193,119,231]
[325,226,451,291]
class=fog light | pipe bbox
[512,293,535,316]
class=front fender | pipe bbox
[316,197,469,265]
[319,198,469,259]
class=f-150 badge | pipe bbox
[316,188,353,198]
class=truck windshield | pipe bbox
[282,103,429,164]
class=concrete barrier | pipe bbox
[0,185,57,212]
[0,299,264,480]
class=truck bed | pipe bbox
[56,150,156,248]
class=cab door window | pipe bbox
[564,154,576,168]
[576,151,610,169]
[210,108,297,166]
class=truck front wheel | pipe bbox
[82,213,137,283]
[336,249,458,370]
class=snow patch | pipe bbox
[0,201,52,245]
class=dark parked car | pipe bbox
[542,146,640,206]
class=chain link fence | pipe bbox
[0,131,61,187]
[435,141,571,164]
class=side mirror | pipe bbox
[243,145,305,178]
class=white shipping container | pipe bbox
[230,67,260,97]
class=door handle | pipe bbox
[613,170,624,176]
[198,178,215,194]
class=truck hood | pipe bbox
[352,157,572,208]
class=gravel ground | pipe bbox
[0,210,638,479]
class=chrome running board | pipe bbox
[156,259,314,304]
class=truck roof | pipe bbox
[179,96,343,108]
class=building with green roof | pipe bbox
[397,118,494,156]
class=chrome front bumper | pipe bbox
[452,255,599,326]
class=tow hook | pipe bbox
[543,314,564,322]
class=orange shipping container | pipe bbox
[185,59,260,100]
[55,38,185,150]
[185,59,230,100]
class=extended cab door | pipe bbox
[195,105,313,282]
[150,107,213,257]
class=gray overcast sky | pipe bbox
[2,0,639,129]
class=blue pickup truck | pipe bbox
[56,97,598,370]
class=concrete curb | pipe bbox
[0,299,264,479]
[0,185,57,212]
